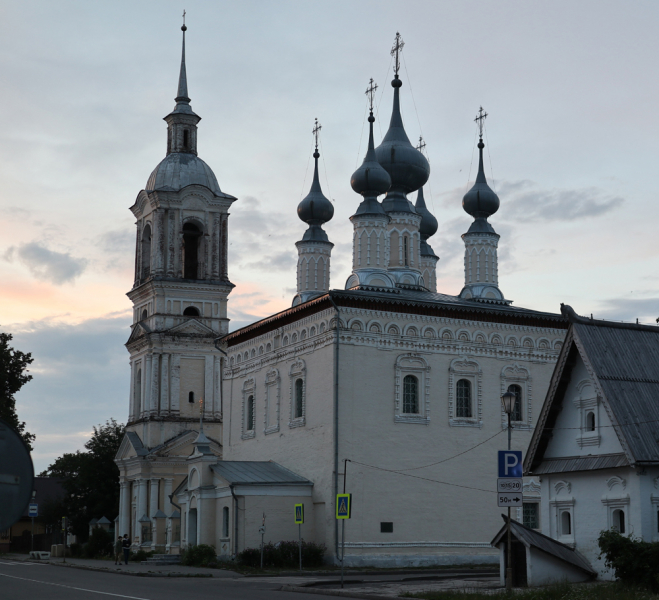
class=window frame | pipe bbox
[241,378,256,440]
[448,357,482,428]
[288,359,306,428]
[402,374,420,415]
[264,368,280,435]
[455,378,472,418]
[574,379,601,448]
[394,354,430,425]
[500,363,532,430]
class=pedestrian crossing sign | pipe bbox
[336,493,352,519]
[295,503,304,524]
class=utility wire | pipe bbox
[483,122,496,193]
[355,99,368,169]
[375,55,393,142]
[318,135,333,202]
[298,137,314,201]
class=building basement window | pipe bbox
[380,522,393,533]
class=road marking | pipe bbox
[0,561,46,566]
[0,572,152,599]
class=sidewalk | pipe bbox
[2,553,240,578]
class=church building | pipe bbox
[116,28,569,566]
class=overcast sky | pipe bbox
[2,0,658,473]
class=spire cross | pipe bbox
[474,106,488,139]
[313,118,322,151]
[182,10,186,25]
[391,32,405,78]
[365,78,378,112]
[416,136,426,154]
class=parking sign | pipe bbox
[498,450,523,478]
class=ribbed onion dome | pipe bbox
[463,138,500,221]
[415,186,438,239]
[374,76,430,213]
[297,149,334,242]
[351,112,391,215]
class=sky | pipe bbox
[1,0,658,473]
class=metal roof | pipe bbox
[125,431,148,456]
[146,153,229,197]
[210,461,312,486]
[491,517,595,575]
[533,453,629,474]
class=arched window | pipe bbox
[183,306,200,317]
[141,309,147,321]
[135,368,142,413]
[613,509,625,534]
[402,375,419,414]
[403,236,409,267]
[508,384,523,422]
[188,391,194,404]
[294,379,304,419]
[183,129,190,151]
[247,395,255,430]
[141,224,152,279]
[561,511,571,536]
[456,379,472,418]
[222,506,230,538]
[182,223,202,279]
[586,411,596,431]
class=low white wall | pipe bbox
[527,547,592,586]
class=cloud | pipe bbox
[595,297,659,324]
[4,241,87,284]
[243,250,296,272]
[97,229,134,256]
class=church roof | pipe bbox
[223,288,567,347]
[146,153,231,197]
[525,305,659,473]
[210,461,312,486]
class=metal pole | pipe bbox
[31,517,34,553]
[506,412,513,591]
[340,519,345,589]
[299,523,302,572]
[260,532,264,569]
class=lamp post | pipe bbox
[501,389,516,591]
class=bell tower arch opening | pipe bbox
[182,222,202,279]
[141,224,152,279]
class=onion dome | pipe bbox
[374,75,430,213]
[351,106,391,215]
[415,186,438,257]
[462,136,500,229]
[297,146,334,242]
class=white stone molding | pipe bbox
[394,353,431,425]
[606,476,627,491]
[448,357,483,428]
[288,359,307,428]
[241,378,256,440]
[263,368,281,435]
[549,496,575,544]
[524,479,542,495]
[573,379,601,448]
[553,480,572,495]
[342,541,492,549]
[500,363,533,430]
[654,476,659,489]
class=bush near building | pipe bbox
[598,530,659,593]
[237,541,326,569]
[180,544,217,567]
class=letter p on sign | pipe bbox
[498,450,523,478]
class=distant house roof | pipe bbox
[22,477,65,517]
[210,461,312,486]
[526,305,659,473]
[491,516,595,575]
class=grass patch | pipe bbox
[402,582,659,600]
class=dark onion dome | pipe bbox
[297,149,334,242]
[351,112,391,216]
[415,186,437,238]
[374,76,430,213]
[463,138,500,221]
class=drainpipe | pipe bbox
[328,293,341,563]
[214,336,228,418]
[230,484,239,557]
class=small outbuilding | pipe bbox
[492,516,595,587]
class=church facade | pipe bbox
[116,29,569,565]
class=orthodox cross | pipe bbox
[391,32,405,78]
[182,10,186,25]
[313,118,322,151]
[474,106,488,139]
[416,136,426,154]
[365,78,378,112]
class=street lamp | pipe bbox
[501,389,516,590]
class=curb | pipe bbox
[280,585,393,600]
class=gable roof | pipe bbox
[125,431,148,457]
[526,305,659,473]
[210,461,312,486]
[491,516,595,575]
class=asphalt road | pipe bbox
[0,560,339,600]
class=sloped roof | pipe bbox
[526,305,659,472]
[210,461,312,486]
[492,516,595,575]
[125,431,148,457]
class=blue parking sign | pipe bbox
[498,451,523,478]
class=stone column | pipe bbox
[213,355,222,419]
[211,213,220,279]
[119,480,130,537]
[144,355,152,419]
[204,356,213,420]
[134,222,141,286]
[150,354,160,416]
[137,479,148,520]
[149,478,159,516]
[170,354,181,416]
[160,354,170,414]
[163,478,174,516]
[128,361,135,423]
[166,211,176,277]
[220,215,229,280]
[176,232,184,279]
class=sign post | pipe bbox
[336,493,351,588]
[258,514,266,570]
[61,516,67,563]
[294,504,304,571]
[498,449,522,590]
[29,502,38,552]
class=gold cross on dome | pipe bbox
[365,78,378,112]
[313,118,322,150]
[474,106,488,138]
[416,136,426,154]
[390,32,405,77]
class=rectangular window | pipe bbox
[380,522,393,533]
[522,503,539,530]
[222,506,230,538]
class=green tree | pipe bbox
[40,419,125,539]
[0,330,35,450]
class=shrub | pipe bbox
[84,527,113,558]
[598,529,659,592]
[129,549,155,562]
[181,544,217,567]
[236,540,326,569]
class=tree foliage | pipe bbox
[0,330,35,450]
[40,419,125,540]
[598,529,659,592]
